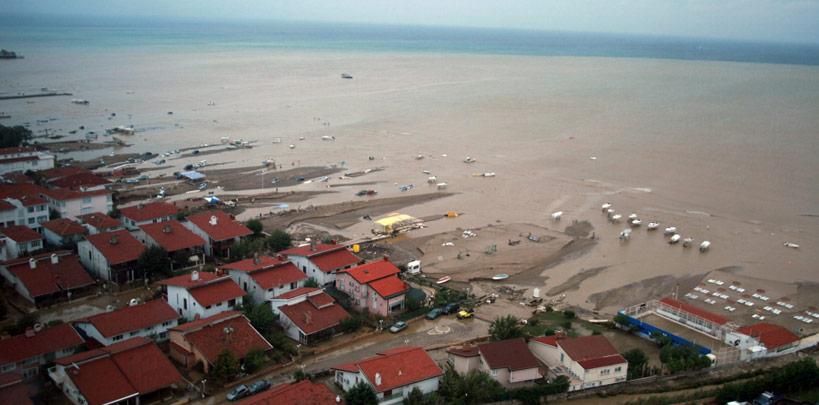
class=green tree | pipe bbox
[304,278,319,288]
[229,238,266,261]
[489,315,523,341]
[108,207,121,218]
[623,348,649,379]
[243,349,267,373]
[137,246,172,278]
[293,369,309,382]
[3,313,38,335]
[246,303,277,336]
[403,387,426,405]
[339,316,363,333]
[245,219,263,236]
[344,382,378,405]
[266,229,292,252]
[659,344,711,374]
[210,349,239,385]
[0,125,32,148]
[563,310,575,319]
[438,365,505,404]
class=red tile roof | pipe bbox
[279,292,350,335]
[170,310,238,333]
[0,171,34,184]
[41,218,87,237]
[0,184,47,206]
[478,338,540,371]
[76,300,179,338]
[308,293,335,308]
[6,252,94,298]
[333,347,443,393]
[159,272,245,307]
[140,220,205,252]
[222,256,283,272]
[273,287,319,300]
[0,225,42,243]
[281,243,362,273]
[368,276,408,298]
[445,345,480,357]
[56,337,181,405]
[120,202,178,222]
[85,230,146,265]
[0,323,84,365]
[660,297,729,325]
[186,210,252,241]
[0,200,14,211]
[0,373,31,405]
[236,380,340,405]
[532,336,558,347]
[39,166,91,181]
[247,263,307,290]
[40,187,111,202]
[49,172,111,190]
[553,335,627,370]
[340,259,400,284]
[280,243,345,257]
[737,323,800,350]
[0,146,37,155]
[76,212,121,230]
[173,311,271,364]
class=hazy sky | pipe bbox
[5,0,819,44]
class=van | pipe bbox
[406,260,421,274]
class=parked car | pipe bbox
[247,380,271,395]
[226,384,250,401]
[426,308,443,320]
[457,308,475,319]
[443,303,460,315]
[389,321,408,333]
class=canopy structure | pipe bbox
[179,171,206,181]
[374,212,420,233]
[203,196,221,204]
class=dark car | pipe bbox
[247,380,271,395]
[426,308,443,320]
[443,303,461,315]
[226,384,250,401]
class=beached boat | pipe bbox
[463,157,476,163]
[427,176,437,184]
[341,73,353,79]
[647,222,659,230]
[492,274,509,281]
[630,219,642,227]
[610,214,622,222]
[436,182,448,190]
[71,99,90,105]
[436,276,452,284]
[601,203,612,211]
[619,229,631,240]
[663,226,677,235]
[784,242,800,249]
[481,172,496,177]
[220,136,230,144]
[668,234,681,244]
[683,237,694,247]
[628,213,638,220]
[699,241,711,252]
[551,211,563,221]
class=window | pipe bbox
[290,282,296,289]
[28,217,35,224]
[228,298,236,307]
[37,205,46,211]
[112,335,123,342]
[491,369,497,376]
[27,206,34,213]
[206,305,212,310]
[614,366,622,372]
[82,197,92,204]
[183,298,188,310]
[600,369,610,376]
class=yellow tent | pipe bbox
[374,213,417,233]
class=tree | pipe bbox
[403,387,426,405]
[304,278,319,288]
[266,229,292,252]
[210,349,239,385]
[489,315,523,341]
[243,349,267,373]
[245,219,263,236]
[246,303,276,336]
[659,344,711,374]
[3,312,38,335]
[108,207,121,218]
[623,348,649,379]
[438,365,505,404]
[0,125,32,148]
[563,310,575,319]
[293,369,309,382]
[229,238,266,261]
[344,382,378,405]
[138,246,172,279]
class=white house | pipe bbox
[529,335,628,391]
[40,188,112,219]
[75,212,122,234]
[73,299,180,346]
[725,323,801,361]
[276,289,350,344]
[333,347,443,404]
[159,271,245,321]
[41,218,87,247]
[223,256,307,304]
[119,202,178,230]
[280,243,360,286]
[0,147,54,175]
[447,338,542,388]
[183,210,252,258]
[0,323,84,380]
[0,196,49,231]
[0,225,44,259]
[78,230,146,284]
[0,251,94,306]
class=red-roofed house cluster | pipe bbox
[446,338,542,388]
[160,271,245,321]
[335,258,409,317]
[280,242,361,286]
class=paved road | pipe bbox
[194,316,489,404]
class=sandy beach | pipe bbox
[3,49,818,315]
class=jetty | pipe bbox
[0,92,73,100]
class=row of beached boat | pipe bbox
[602,202,711,252]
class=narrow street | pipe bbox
[193,316,489,404]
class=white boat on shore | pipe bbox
[699,241,711,252]
[647,222,659,230]
[630,219,642,227]
[669,234,681,244]
[601,203,612,211]
[784,242,800,249]
[683,237,694,247]
[436,276,452,284]
[551,211,563,221]
[663,226,677,235]
[610,214,622,222]
[492,274,509,281]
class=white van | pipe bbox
[406,260,421,274]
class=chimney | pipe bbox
[29,258,37,269]
[51,253,59,265]
[191,271,199,281]
[209,215,218,226]
[253,253,260,265]
[310,239,316,251]
[375,372,382,386]
[109,234,118,245]
[162,224,172,233]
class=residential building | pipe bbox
[335,259,408,317]
[40,188,113,219]
[78,230,146,284]
[38,166,91,183]
[529,335,628,391]
[47,172,111,191]
[160,271,245,320]
[280,243,360,286]
[269,287,319,315]
[119,202,178,230]
[0,251,94,306]
[277,289,350,344]
[0,194,49,231]
[183,210,252,258]
[138,220,206,268]
[75,212,122,234]
[237,379,340,405]
[49,337,182,405]
[729,323,801,360]
[41,218,87,247]
[0,372,33,405]
[73,299,180,346]
[0,225,43,259]
[168,311,272,373]
[333,347,443,404]
[223,256,307,304]
[0,323,84,380]
[0,147,54,175]
[448,338,541,388]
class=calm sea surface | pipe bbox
[2,14,819,65]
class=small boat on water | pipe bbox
[71,99,90,105]
[436,276,452,284]
[669,234,681,244]
[492,274,509,281]
[647,222,659,230]
[341,73,353,79]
